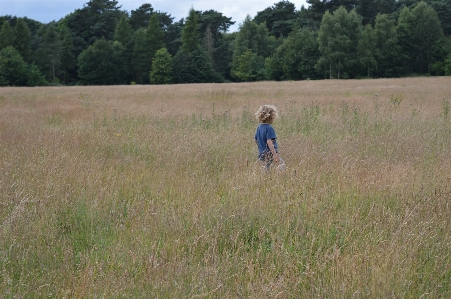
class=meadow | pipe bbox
[1,77,450,298]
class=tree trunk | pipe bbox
[329,62,332,79]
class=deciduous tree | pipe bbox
[397,2,444,74]
[373,13,405,77]
[0,46,29,86]
[231,15,276,80]
[27,63,48,86]
[317,6,362,79]
[150,48,173,84]
[78,38,123,84]
[358,24,377,77]
[114,16,133,83]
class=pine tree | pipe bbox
[181,8,200,52]
[85,0,122,42]
[130,3,153,30]
[172,47,218,83]
[13,18,32,62]
[202,24,215,66]
[42,24,62,82]
[114,16,133,46]
[147,13,165,59]
[253,0,297,37]
[0,21,14,50]
[57,24,75,84]
[132,13,165,84]
[173,8,219,83]
[114,16,134,83]
[132,28,148,84]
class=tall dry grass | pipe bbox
[1,77,451,298]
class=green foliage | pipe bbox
[397,2,444,74]
[0,46,29,86]
[1,0,449,84]
[373,13,405,77]
[271,27,320,80]
[77,39,124,85]
[0,21,14,50]
[0,66,8,86]
[358,24,377,77]
[150,48,173,84]
[84,0,123,43]
[57,24,76,84]
[129,3,153,30]
[113,17,133,83]
[131,14,165,84]
[132,28,149,84]
[181,8,201,52]
[253,0,298,37]
[114,16,133,46]
[147,13,165,58]
[374,13,396,49]
[198,10,235,37]
[317,6,362,79]
[164,19,183,56]
[356,0,396,25]
[13,18,32,62]
[233,49,265,81]
[395,0,451,37]
[173,46,220,83]
[431,0,451,37]
[231,16,276,80]
[27,63,48,86]
[445,53,451,75]
[197,10,235,78]
[202,24,215,67]
[264,55,283,81]
[64,0,123,50]
[38,24,62,82]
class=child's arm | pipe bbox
[267,139,280,164]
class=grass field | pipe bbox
[1,77,451,298]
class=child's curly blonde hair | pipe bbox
[255,105,278,124]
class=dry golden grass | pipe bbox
[1,77,451,298]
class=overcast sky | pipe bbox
[0,0,309,32]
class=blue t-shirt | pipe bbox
[255,123,278,155]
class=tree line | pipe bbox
[1,0,450,86]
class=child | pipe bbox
[254,105,285,170]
